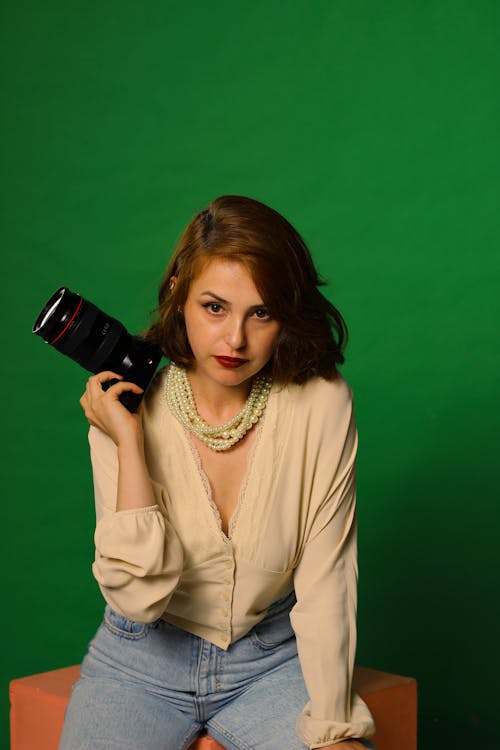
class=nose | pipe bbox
[224,317,247,351]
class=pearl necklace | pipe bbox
[166,363,272,451]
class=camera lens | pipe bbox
[33,287,163,412]
[33,287,83,347]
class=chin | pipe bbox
[216,369,252,385]
[213,364,260,387]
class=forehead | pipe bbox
[190,257,258,291]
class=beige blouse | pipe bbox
[90,366,375,748]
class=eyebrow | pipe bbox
[200,291,229,304]
[199,291,267,309]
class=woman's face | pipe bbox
[182,258,281,392]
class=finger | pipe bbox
[105,380,144,396]
[89,371,124,385]
[87,373,123,396]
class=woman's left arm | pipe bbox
[290,387,375,749]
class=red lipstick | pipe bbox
[214,356,248,369]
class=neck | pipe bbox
[186,368,252,425]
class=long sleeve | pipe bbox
[88,426,184,623]
[290,398,375,748]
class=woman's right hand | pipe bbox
[79,371,145,447]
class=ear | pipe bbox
[169,276,177,291]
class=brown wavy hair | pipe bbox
[142,195,347,384]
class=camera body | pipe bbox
[33,287,163,412]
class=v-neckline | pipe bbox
[182,407,268,542]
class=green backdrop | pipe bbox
[2,2,498,748]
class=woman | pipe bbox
[59,195,376,750]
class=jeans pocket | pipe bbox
[250,609,295,650]
[103,606,149,640]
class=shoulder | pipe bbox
[277,374,353,422]
[142,363,169,415]
[141,364,174,437]
[276,376,357,478]
[274,374,355,456]
[141,364,176,454]
[302,374,352,406]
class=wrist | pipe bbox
[117,429,145,457]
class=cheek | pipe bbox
[183,314,202,352]
[185,312,217,349]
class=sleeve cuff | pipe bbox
[297,694,376,748]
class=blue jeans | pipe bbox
[59,592,376,750]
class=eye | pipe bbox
[253,307,271,320]
[202,302,224,314]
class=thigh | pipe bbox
[206,652,308,750]
[59,607,203,750]
[205,651,378,750]
[59,675,200,750]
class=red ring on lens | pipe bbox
[50,296,83,345]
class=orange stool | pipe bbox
[10,664,416,750]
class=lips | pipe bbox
[214,356,248,369]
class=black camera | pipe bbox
[32,286,163,412]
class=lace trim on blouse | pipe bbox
[185,413,266,541]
